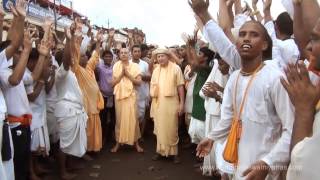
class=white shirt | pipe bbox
[199,60,229,116]
[208,65,294,179]
[204,20,242,70]
[46,57,59,112]
[54,64,85,118]
[0,68,33,117]
[0,50,9,120]
[264,21,300,68]
[204,20,294,179]
[184,66,197,113]
[131,59,150,101]
[26,68,46,131]
[287,111,320,180]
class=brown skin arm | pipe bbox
[293,0,320,59]
[263,0,273,24]
[293,2,308,58]
[106,29,115,50]
[8,29,33,86]
[291,107,315,150]
[280,62,320,151]
[9,49,31,86]
[86,33,102,72]
[45,69,55,94]
[141,74,151,82]
[219,0,236,43]
[252,0,263,23]
[301,0,320,36]
[234,0,242,15]
[177,85,185,116]
[63,39,72,71]
[6,5,25,60]
[27,81,45,102]
[29,56,51,101]
[189,0,213,27]
[31,52,47,82]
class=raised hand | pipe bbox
[64,27,72,40]
[38,39,51,57]
[23,28,36,51]
[43,17,54,32]
[74,17,83,37]
[281,62,320,111]
[263,0,272,12]
[0,4,5,17]
[15,0,27,17]
[96,31,103,43]
[188,0,210,15]
[127,30,133,39]
[109,28,116,37]
[242,1,252,14]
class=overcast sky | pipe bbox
[74,0,287,46]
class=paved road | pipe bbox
[43,135,217,180]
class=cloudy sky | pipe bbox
[74,0,286,46]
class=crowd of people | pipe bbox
[0,0,319,180]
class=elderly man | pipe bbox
[150,48,185,164]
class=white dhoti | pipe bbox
[137,97,147,122]
[215,140,235,175]
[30,124,50,155]
[30,89,50,155]
[58,111,87,157]
[203,114,220,176]
[47,111,59,144]
[188,117,205,144]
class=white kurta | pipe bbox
[199,60,231,176]
[188,117,205,144]
[0,49,14,180]
[54,64,87,157]
[264,21,300,69]
[184,66,197,114]
[131,59,149,121]
[286,111,320,180]
[208,65,294,180]
[0,68,33,180]
[46,58,59,143]
[204,20,294,180]
[27,69,50,155]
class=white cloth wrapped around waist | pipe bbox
[54,100,86,118]
[58,111,87,157]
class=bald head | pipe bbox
[119,48,129,61]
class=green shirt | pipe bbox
[191,68,211,121]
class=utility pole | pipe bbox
[53,0,57,31]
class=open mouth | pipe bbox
[241,44,252,50]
